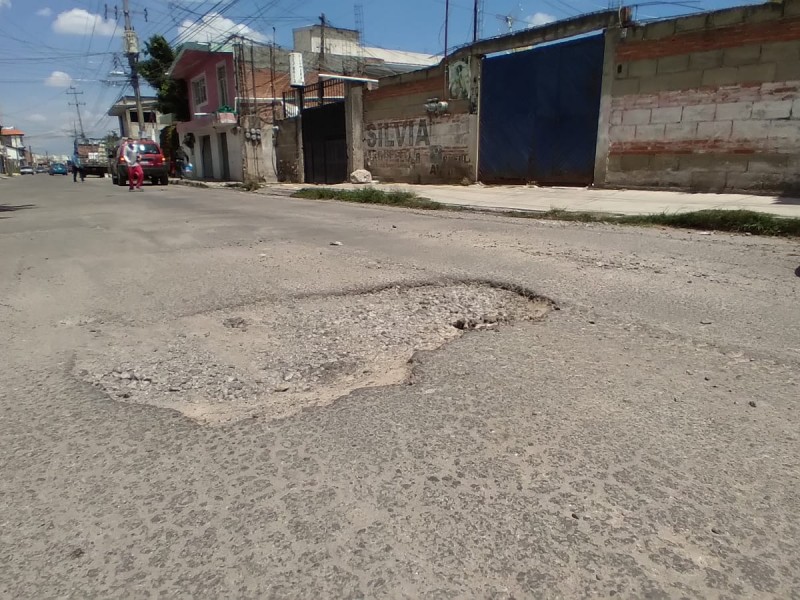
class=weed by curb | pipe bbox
[292,187,443,210]
[505,208,800,237]
[293,188,800,237]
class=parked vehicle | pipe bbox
[49,163,68,176]
[109,140,169,186]
[20,165,35,175]
[75,140,109,178]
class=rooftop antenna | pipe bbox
[496,3,524,34]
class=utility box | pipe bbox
[123,30,139,55]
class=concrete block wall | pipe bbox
[363,67,476,184]
[601,0,800,193]
[275,117,301,182]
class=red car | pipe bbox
[110,140,169,186]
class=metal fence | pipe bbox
[281,79,346,119]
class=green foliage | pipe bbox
[617,210,800,237]
[104,131,120,147]
[138,35,190,121]
[292,187,443,210]
[502,209,800,237]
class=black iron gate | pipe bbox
[478,33,605,185]
[302,102,347,184]
[293,79,347,184]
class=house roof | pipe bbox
[0,128,25,136]
[107,96,159,117]
[167,42,234,79]
[362,46,441,68]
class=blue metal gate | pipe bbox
[478,33,605,185]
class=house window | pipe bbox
[217,64,229,108]
[192,76,208,108]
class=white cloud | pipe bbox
[525,12,557,26]
[53,9,117,36]
[178,12,267,43]
[36,7,52,16]
[26,113,48,123]
[0,0,11,9]
[44,71,73,87]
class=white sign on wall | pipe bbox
[289,52,305,87]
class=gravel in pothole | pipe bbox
[78,283,551,424]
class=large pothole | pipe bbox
[76,282,552,424]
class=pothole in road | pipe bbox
[77,282,552,424]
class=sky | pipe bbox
[0,0,762,156]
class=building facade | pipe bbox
[107,96,165,141]
[167,44,244,181]
[167,25,441,183]
[0,128,27,174]
[277,0,800,195]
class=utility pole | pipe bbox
[122,0,146,139]
[319,13,326,72]
[67,86,87,140]
[444,0,450,99]
[444,0,450,61]
[250,41,258,117]
[269,29,277,122]
[472,0,482,43]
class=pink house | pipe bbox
[168,42,242,180]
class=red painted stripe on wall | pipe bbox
[611,81,800,110]
[616,17,800,61]
[608,140,784,154]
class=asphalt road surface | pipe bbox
[1,175,798,599]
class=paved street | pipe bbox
[1,175,799,598]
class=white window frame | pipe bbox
[216,62,229,108]
[191,74,208,110]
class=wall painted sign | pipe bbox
[365,120,430,148]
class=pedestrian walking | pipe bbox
[71,153,85,182]
[175,147,186,180]
[124,140,144,191]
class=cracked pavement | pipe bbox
[1,178,798,598]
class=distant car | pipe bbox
[49,163,68,176]
[109,140,169,186]
[35,166,47,174]
[20,165,35,175]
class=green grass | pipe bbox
[292,187,444,210]
[292,188,800,237]
[505,208,800,237]
[619,210,800,236]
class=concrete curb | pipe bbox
[169,178,210,189]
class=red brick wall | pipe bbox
[616,17,800,62]
[601,0,800,193]
[365,75,444,102]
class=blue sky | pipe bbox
[0,0,760,156]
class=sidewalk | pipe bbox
[279,182,800,218]
[172,178,800,218]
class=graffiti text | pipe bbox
[366,120,430,148]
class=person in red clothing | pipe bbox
[123,139,144,190]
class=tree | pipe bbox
[138,35,190,122]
